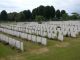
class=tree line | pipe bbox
[0,5,80,22]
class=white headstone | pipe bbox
[41,37,47,45]
[32,35,36,42]
[58,33,63,41]
[15,40,21,49]
[36,36,42,43]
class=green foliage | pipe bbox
[60,10,69,20]
[32,8,38,19]
[61,10,66,17]
[44,6,52,19]
[8,12,17,21]
[55,10,61,19]
[32,5,55,20]
[22,10,32,21]
[15,12,26,22]
[50,6,55,18]
[8,10,32,22]
[69,12,80,20]
[37,5,45,16]
[0,10,8,21]
[35,15,45,23]
[61,13,69,20]
[1,5,80,22]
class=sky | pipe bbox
[0,0,80,14]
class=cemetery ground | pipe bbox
[0,32,80,60]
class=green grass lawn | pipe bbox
[0,32,80,60]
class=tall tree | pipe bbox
[8,12,17,21]
[55,10,61,19]
[44,6,51,19]
[0,10,8,21]
[32,8,39,19]
[22,10,32,21]
[61,10,66,17]
[61,10,69,20]
[37,5,45,16]
[32,5,56,20]
[50,6,55,18]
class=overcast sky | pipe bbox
[0,0,80,14]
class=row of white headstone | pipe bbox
[0,21,80,41]
[0,24,63,41]
[0,27,60,42]
[0,28,47,45]
[0,34,24,51]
